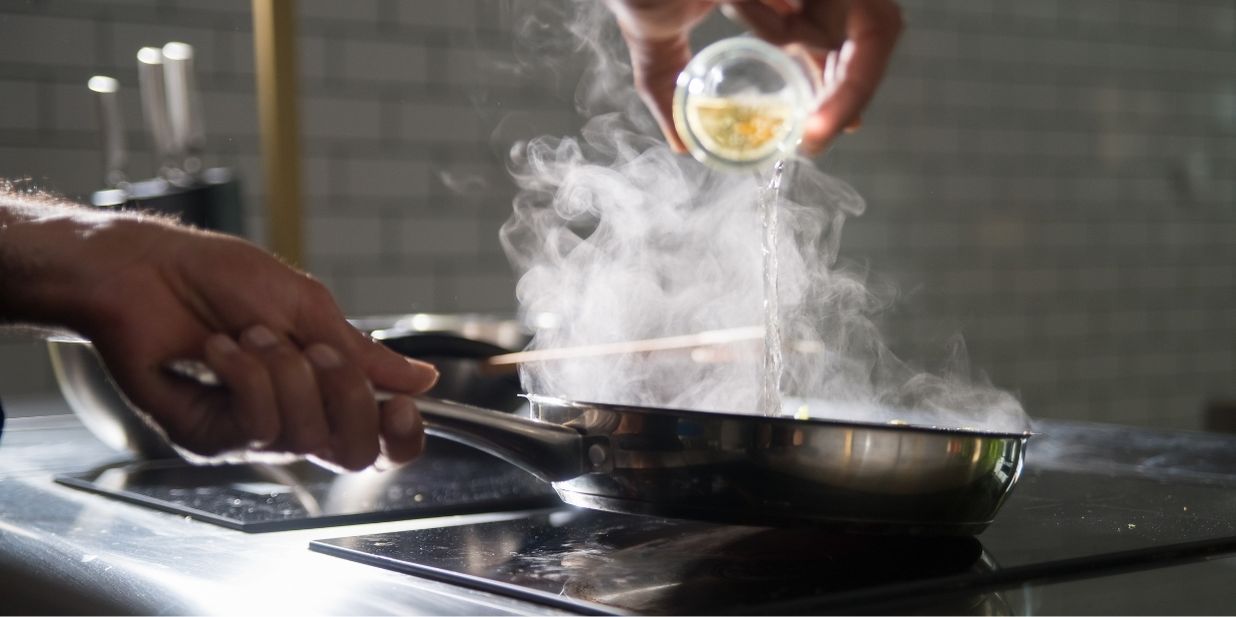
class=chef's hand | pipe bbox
[0,198,438,470]
[603,0,903,155]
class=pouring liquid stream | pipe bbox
[758,160,786,416]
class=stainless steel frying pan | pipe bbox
[169,353,1028,534]
[55,331,1029,534]
[416,395,1028,535]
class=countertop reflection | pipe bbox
[0,414,564,615]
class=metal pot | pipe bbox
[49,334,177,458]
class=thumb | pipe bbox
[291,293,440,395]
[358,335,440,395]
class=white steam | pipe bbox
[497,2,1029,433]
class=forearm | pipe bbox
[0,191,144,330]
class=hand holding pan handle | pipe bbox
[165,359,587,482]
[166,357,1026,531]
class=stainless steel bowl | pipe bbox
[49,334,177,458]
[48,314,532,459]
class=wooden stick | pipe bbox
[485,326,766,366]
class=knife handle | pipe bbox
[137,47,176,176]
[162,42,206,176]
[88,75,128,189]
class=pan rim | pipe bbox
[49,335,1031,439]
[523,393,1035,439]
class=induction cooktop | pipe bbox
[310,422,1236,614]
[55,439,560,532]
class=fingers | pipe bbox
[378,395,426,467]
[801,0,902,154]
[357,336,440,395]
[291,281,438,396]
[730,0,900,154]
[602,0,717,151]
[802,0,853,49]
[730,0,853,50]
[622,31,693,153]
[304,343,382,471]
[756,0,801,16]
[284,339,428,471]
[202,334,279,447]
[232,276,434,469]
[239,324,331,454]
[238,314,430,470]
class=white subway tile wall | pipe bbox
[0,1,1232,431]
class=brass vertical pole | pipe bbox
[252,0,302,265]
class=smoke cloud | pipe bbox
[498,2,1029,433]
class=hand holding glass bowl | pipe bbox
[603,0,904,167]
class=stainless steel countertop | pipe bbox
[5,402,1236,614]
[0,411,567,615]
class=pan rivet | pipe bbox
[587,444,608,466]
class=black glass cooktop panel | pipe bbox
[311,466,1236,614]
[56,440,559,532]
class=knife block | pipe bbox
[90,167,244,237]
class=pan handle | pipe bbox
[413,397,586,483]
[162,358,587,482]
